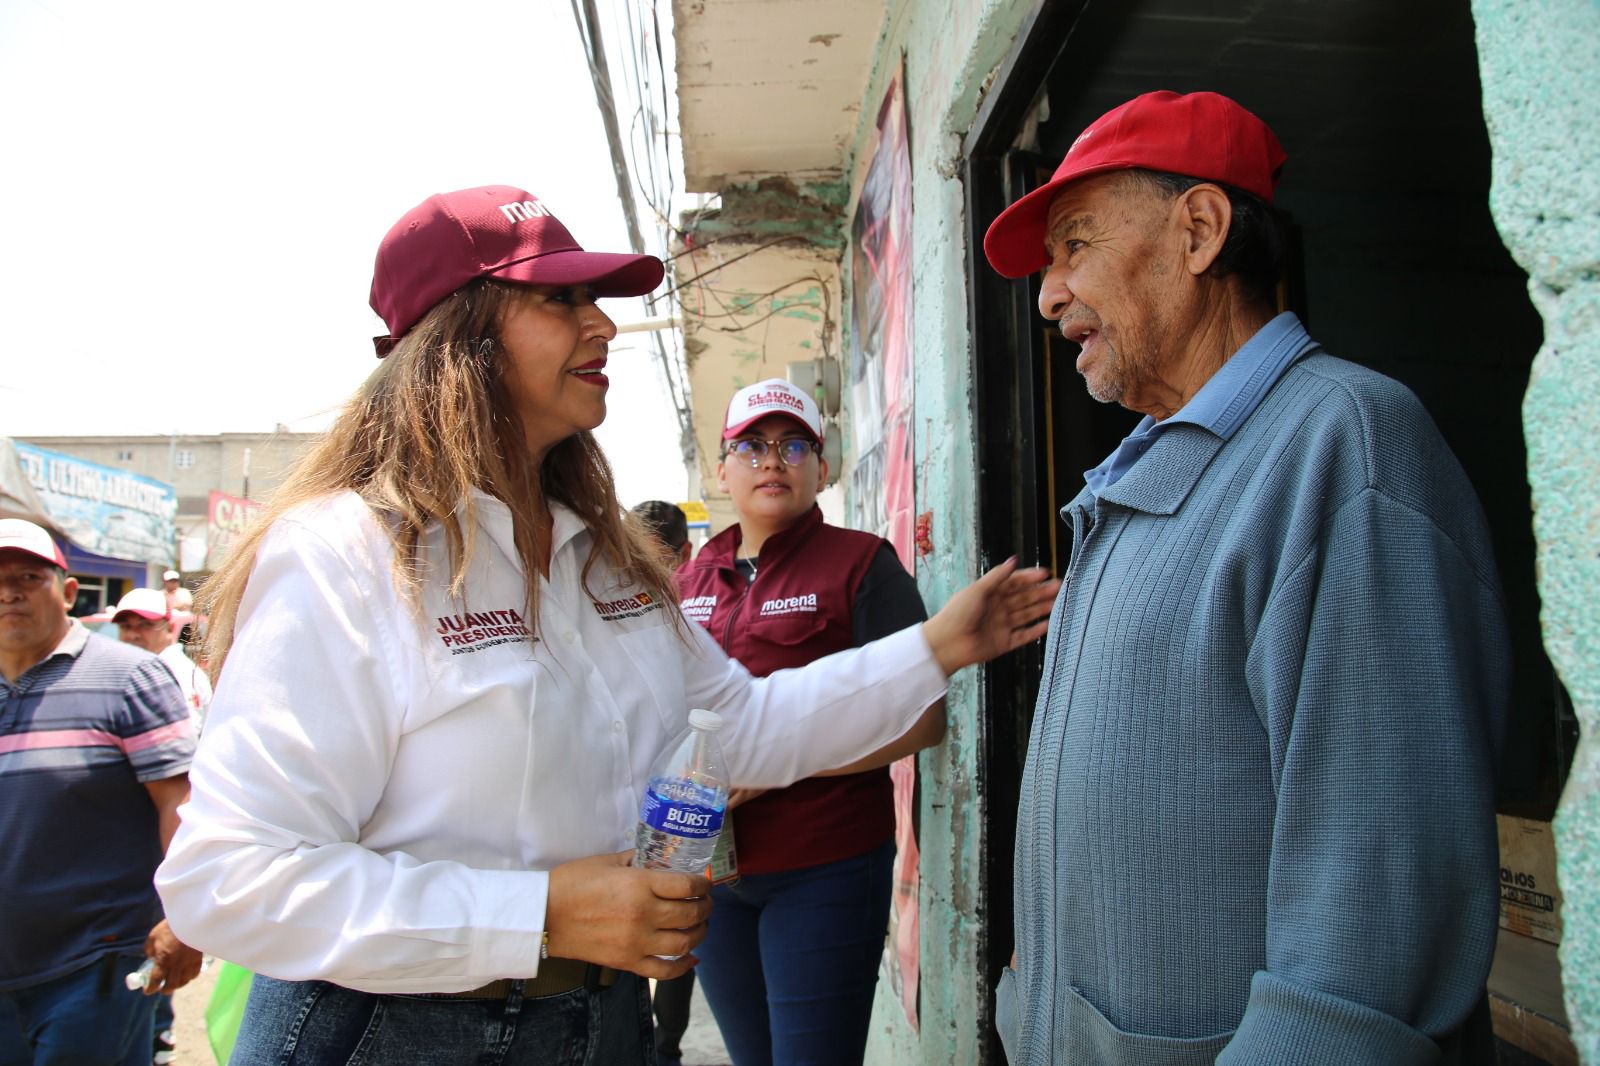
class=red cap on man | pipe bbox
[370,186,665,357]
[983,91,1286,279]
[0,519,68,570]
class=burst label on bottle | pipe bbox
[640,786,724,839]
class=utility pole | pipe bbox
[571,0,698,476]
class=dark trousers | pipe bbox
[0,953,154,1066]
[231,971,652,1065]
[652,970,694,1060]
[694,840,894,1066]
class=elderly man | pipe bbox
[983,92,1509,1065]
[0,520,202,1065]
[113,587,211,735]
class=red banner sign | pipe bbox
[207,490,265,569]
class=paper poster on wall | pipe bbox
[849,65,920,1028]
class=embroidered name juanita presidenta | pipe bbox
[435,609,532,654]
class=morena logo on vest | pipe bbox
[758,593,818,617]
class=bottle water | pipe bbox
[634,708,728,875]
[125,958,155,991]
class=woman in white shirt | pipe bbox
[155,185,1056,1065]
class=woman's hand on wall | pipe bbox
[921,558,1058,675]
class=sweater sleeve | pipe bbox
[1225,487,1510,1065]
[155,517,548,990]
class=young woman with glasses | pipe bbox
[675,378,942,1066]
[152,189,1057,1065]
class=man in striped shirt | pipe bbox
[0,519,202,1066]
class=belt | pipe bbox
[416,958,619,1000]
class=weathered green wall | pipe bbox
[1471,0,1600,1059]
[834,1,1038,1062]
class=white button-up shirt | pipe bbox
[156,491,945,993]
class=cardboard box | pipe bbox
[1498,816,1563,945]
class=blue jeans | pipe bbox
[0,953,155,1066]
[694,839,894,1066]
[231,971,652,1065]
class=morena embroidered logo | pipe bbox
[434,608,531,655]
[759,592,818,617]
[592,592,663,622]
[498,198,553,223]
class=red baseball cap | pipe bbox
[369,185,666,356]
[0,518,68,570]
[983,91,1287,279]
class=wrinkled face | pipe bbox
[717,414,827,531]
[1037,172,1176,408]
[498,284,618,457]
[0,550,74,667]
[117,613,173,654]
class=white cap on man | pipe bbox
[162,569,181,582]
[113,587,171,623]
[0,518,68,570]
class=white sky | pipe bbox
[0,0,692,506]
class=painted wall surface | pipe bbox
[673,181,847,533]
[834,1,1040,1061]
[1471,0,1600,1059]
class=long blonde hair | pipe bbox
[200,278,678,676]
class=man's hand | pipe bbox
[142,919,203,995]
[922,559,1060,675]
[545,851,713,981]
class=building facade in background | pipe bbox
[15,431,319,609]
[669,0,1597,1062]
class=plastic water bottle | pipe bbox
[125,958,155,990]
[634,709,728,875]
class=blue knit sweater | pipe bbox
[998,350,1510,1065]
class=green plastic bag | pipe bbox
[204,962,253,1064]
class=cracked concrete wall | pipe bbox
[834,1,1038,1062]
[1471,0,1600,1059]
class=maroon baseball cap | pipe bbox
[369,185,666,356]
[983,91,1287,279]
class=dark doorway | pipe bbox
[964,0,1558,1061]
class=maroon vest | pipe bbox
[677,506,894,874]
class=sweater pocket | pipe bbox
[1060,984,1234,1066]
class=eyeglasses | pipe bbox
[724,437,820,467]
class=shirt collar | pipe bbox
[6,619,89,688]
[53,619,90,659]
[1078,312,1315,509]
[465,490,587,568]
[1158,311,1314,440]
